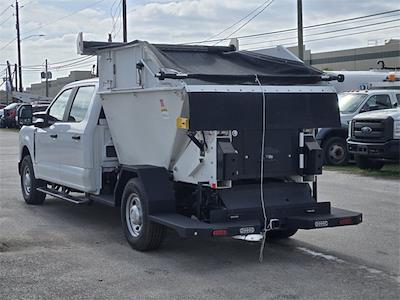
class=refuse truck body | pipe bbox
[17,37,362,251]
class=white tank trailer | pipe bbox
[77,34,362,249]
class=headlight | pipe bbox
[348,120,352,138]
[394,120,400,139]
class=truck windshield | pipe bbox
[338,93,368,113]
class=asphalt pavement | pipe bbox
[0,129,399,300]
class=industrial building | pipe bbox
[287,39,400,71]
[25,70,95,98]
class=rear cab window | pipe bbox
[67,86,95,123]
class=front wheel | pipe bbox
[121,178,165,251]
[20,155,46,205]
[323,137,349,166]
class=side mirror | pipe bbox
[32,112,48,128]
[16,104,33,126]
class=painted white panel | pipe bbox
[101,89,187,168]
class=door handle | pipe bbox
[72,135,81,140]
[50,134,58,139]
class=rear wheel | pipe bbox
[121,178,165,251]
[323,137,349,166]
[355,155,384,170]
[20,155,46,205]
[267,229,298,239]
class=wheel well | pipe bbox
[18,146,31,175]
[321,129,348,146]
[21,146,30,159]
[114,169,138,207]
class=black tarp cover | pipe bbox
[147,43,324,84]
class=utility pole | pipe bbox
[14,64,18,91]
[5,67,9,104]
[122,0,127,43]
[297,0,304,61]
[45,59,49,97]
[15,1,23,92]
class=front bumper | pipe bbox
[348,139,400,160]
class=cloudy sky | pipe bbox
[0,0,399,90]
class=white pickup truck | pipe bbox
[17,39,362,252]
[316,89,399,165]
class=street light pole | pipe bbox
[15,0,23,92]
[297,0,304,61]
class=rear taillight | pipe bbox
[339,218,353,225]
[212,229,228,236]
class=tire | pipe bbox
[121,178,165,251]
[323,137,349,166]
[355,156,384,170]
[20,155,46,205]
[267,229,298,239]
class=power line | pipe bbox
[110,0,122,39]
[186,9,400,44]
[0,5,11,18]
[50,57,96,70]
[214,0,274,45]
[243,25,400,50]
[0,13,13,26]
[240,18,400,47]
[0,1,105,52]
[21,0,106,37]
[202,0,273,43]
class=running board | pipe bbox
[37,187,90,205]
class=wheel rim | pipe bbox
[126,194,143,237]
[328,144,345,163]
[22,165,32,195]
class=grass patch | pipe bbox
[324,164,400,179]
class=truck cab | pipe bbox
[316,89,399,165]
[18,78,117,194]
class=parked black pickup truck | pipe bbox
[347,108,400,170]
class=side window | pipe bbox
[48,89,72,122]
[362,94,392,111]
[396,94,400,106]
[68,86,95,123]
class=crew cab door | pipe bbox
[56,85,97,192]
[35,88,73,183]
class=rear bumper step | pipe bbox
[149,207,362,238]
[286,207,362,229]
[149,214,261,238]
